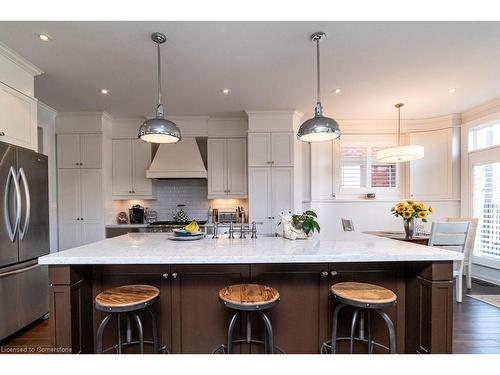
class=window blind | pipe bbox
[371,147,397,188]
[340,146,367,188]
[473,162,500,259]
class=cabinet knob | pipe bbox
[76,218,80,221]
[75,162,79,166]
[171,273,178,279]
[330,271,338,277]
[81,218,84,221]
[321,271,329,278]
[162,273,169,279]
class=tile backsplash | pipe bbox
[113,179,209,222]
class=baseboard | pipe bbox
[472,273,500,287]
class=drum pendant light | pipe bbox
[297,32,341,142]
[138,33,181,143]
[377,103,424,162]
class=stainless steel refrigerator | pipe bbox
[0,141,49,341]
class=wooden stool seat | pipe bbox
[219,284,280,311]
[331,282,396,307]
[95,284,160,312]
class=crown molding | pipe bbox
[0,41,43,76]
[461,96,500,125]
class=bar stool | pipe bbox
[95,284,160,354]
[215,284,282,354]
[322,282,397,354]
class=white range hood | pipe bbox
[146,137,207,179]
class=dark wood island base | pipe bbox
[48,261,454,354]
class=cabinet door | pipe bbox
[409,128,452,200]
[248,167,272,234]
[207,138,227,198]
[131,140,153,196]
[310,140,335,200]
[248,133,271,167]
[112,139,133,196]
[271,167,294,231]
[170,265,250,353]
[0,83,37,151]
[80,169,104,244]
[57,134,81,169]
[271,133,294,166]
[227,138,247,197]
[250,264,330,353]
[80,134,102,168]
[57,169,81,250]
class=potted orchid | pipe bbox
[391,199,433,239]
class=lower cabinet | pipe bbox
[170,265,250,353]
[250,264,330,353]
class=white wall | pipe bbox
[37,102,58,252]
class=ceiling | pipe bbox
[0,21,500,119]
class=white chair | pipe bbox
[428,221,470,303]
[446,217,478,290]
[341,218,355,232]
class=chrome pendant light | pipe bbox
[297,32,341,143]
[138,33,181,143]
[377,103,424,163]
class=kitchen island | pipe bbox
[39,232,462,354]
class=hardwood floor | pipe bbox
[0,278,499,354]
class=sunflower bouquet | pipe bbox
[391,199,433,222]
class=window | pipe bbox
[469,121,500,151]
[473,162,500,260]
[340,141,398,192]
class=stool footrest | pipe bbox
[321,338,390,354]
[100,340,167,354]
[212,340,286,354]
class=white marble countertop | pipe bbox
[39,232,463,265]
[106,224,149,228]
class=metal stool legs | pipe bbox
[96,308,160,354]
[96,314,112,353]
[328,304,396,354]
[223,310,277,354]
[375,309,396,354]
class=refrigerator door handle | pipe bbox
[3,166,21,242]
[18,168,30,241]
[0,263,39,278]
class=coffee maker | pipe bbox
[129,205,145,224]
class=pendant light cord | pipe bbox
[397,105,401,146]
[316,38,321,103]
[157,41,162,108]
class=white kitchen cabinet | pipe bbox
[248,132,293,167]
[0,82,38,151]
[271,133,294,166]
[207,138,247,198]
[58,168,104,250]
[310,140,336,200]
[409,128,455,200]
[57,133,102,169]
[112,139,153,199]
[248,167,294,235]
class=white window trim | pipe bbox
[335,134,404,200]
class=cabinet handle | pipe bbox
[171,273,178,279]
[162,273,169,279]
[321,271,329,278]
[330,271,337,277]
[0,132,5,136]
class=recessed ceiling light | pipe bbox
[221,88,231,95]
[334,88,341,94]
[448,88,456,94]
[38,34,50,42]
[100,89,109,95]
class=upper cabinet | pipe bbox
[57,134,102,169]
[409,127,460,200]
[208,138,247,199]
[112,139,153,199]
[0,82,38,151]
[248,132,294,167]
